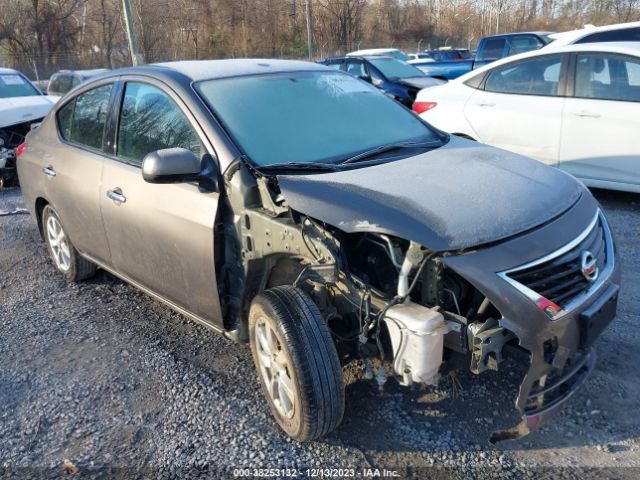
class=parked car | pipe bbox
[409,32,553,79]
[347,48,410,61]
[18,59,619,443]
[545,21,640,49]
[47,69,109,97]
[320,55,444,107]
[0,67,57,187]
[413,42,640,193]
[408,52,433,61]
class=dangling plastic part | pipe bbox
[364,359,373,380]
[376,365,387,393]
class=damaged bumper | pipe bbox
[443,193,621,441]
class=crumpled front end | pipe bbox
[443,193,620,441]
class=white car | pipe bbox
[347,48,410,61]
[0,68,58,186]
[545,21,640,49]
[414,42,640,193]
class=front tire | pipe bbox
[42,205,97,282]
[249,286,344,441]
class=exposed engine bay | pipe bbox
[220,167,527,441]
[0,120,38,188]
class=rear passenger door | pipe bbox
[99,79,223,324]
[464,53,567,166]
[45,82,115,263]
[559,52,640,188]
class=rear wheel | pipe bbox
[42,205,97,282]
[249,286,344,441]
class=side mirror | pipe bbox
[142,147,219,191]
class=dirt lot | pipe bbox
[1,186,639,479]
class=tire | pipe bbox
[249,286,344,441]
[42,205,97,282]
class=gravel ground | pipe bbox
[1,186,639,479]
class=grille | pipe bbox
[507,216,607,307]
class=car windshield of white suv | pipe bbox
[197,71,441,168]
[367,57,426,80]
[0,74,40,98]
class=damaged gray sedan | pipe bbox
[17,59,620,442]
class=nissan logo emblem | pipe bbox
[581,251,599,283]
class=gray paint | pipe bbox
[278,137,584,251]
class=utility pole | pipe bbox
[122,0,144,65]
[305,0,313,60]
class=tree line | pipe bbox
[0,0,638,80]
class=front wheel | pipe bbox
[249,286,344,441]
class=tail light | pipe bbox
[412,101,437,114]
[15,142,28,157]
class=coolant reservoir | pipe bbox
[383,301,449,386]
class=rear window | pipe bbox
[478,38,506,61]
[0,73,40,98]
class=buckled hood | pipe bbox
[277,136,584,251]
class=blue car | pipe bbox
[320,55,444,107]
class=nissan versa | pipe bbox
[17,59,620,442]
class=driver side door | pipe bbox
[99,79,223,325]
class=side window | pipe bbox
[485,54,563,96]
[576,27,640,44]
[367,65,384,85]
[507,36,543,56]
[117,82,202,166]
[478,38,506,61]
[324,61,343,71]
[575,53,640,102]
[345,60,366,77]
[59,84,112,149]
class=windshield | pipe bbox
[367,58,425,80]
[197,70,439,167]
[0,73,40,98]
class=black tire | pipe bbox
[249,286,344,441]
[42,205,97,282]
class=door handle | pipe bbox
[42,166,56,177]
[476,102,495,107]
[106,188,127,204]
[573,111,600,118]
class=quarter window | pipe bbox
[574,53,640,102]
[57,84,113,150]
[117,82,202,166]
[484,55,563,96]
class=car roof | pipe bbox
[454,41,640,82]
[482,31,553,39]
[347,48,401,56]
[547,21,640,47]
[151,59,327,81]
[52,68,109,77]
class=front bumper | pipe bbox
[442,192,621,441]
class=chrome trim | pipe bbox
[498,209,614,318]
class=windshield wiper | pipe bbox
[339,141,439,165]
[260,162,341,172]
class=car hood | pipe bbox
[277,136,584,251]
[0,95,57,128]
[395,76,446,89]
